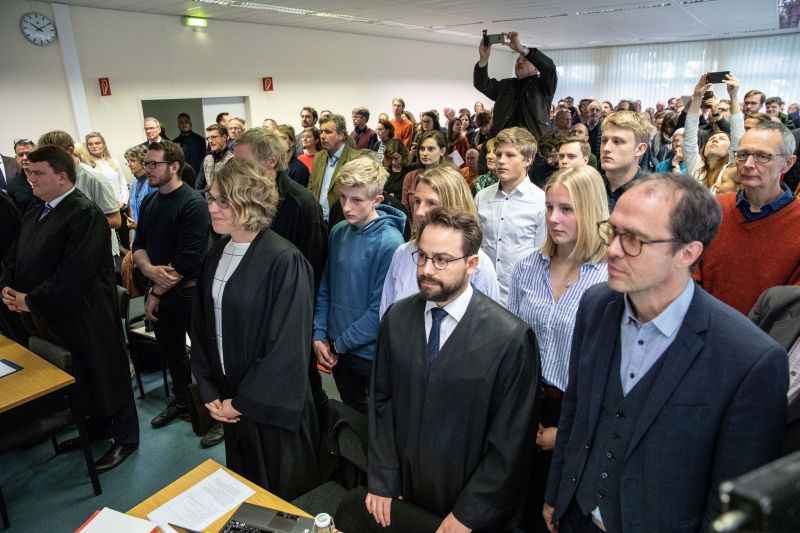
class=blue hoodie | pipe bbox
[313,204,406,359]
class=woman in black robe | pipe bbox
[191,159,321,500]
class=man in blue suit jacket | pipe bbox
[544,173,788,533]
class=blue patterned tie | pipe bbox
[41,203,54,218]
[426,307,448,367]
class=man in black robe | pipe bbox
[0,190,20,261]
[0,146,138,472]
[343,207,540,532]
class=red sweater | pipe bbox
[391,118,414,148]
[695,193,800,315]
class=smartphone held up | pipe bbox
[482,29,506,46]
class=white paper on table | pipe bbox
[0,359,22,378]
[146,468,255,533]
[449,150,465,167]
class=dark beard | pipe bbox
[417,274,467,304]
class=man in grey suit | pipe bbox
[0,151,20,190]
[749,285,800,455]
[544,173,788,532]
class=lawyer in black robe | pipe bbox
[0,188,134,421]
[0,190,20,262]
[367,290,540,531]
[191,228,322,501]
[0,189,22,340]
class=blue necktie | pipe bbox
[41,203,54,218]
[426,307,448,367]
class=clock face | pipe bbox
[20,12,56,46]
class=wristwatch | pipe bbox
[327,337,339,355]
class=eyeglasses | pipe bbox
[733,150,789,164]
[597,220,682,257]
[142,161,169,170]
[205,193,231,210]
[411,251,466,270]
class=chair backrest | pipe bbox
[116,285,129,327]
[337,423,367,472]
[128,296,146,325]
[28,337,72,371]
[319,400,369,489]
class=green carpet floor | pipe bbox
[1,371,226,532]
[1,367,340,532]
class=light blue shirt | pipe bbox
[508,250,608,391]
[619,279,695,395]
[319,143,345,220]
[379,241,501,319]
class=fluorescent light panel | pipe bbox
[192,0,312,15]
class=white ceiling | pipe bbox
[55,0,797,50]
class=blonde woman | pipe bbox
[191,159,321,500]
[507,165,609,531]
[86,132,129,208]
[380,164,500,318]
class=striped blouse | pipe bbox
[508,249,608,391]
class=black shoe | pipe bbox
[151,402,188,428]
[200,422,225,448]
[56,434,111,454]
[95,442,138,473]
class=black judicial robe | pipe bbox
[191,229,321,501]
[271,171,327,293]
[0,190,20,261]
[368,290,541,531]
[0,189,133,418]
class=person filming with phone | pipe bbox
[474,30,557,143]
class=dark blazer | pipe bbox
[307,143,356,210]
[1,155,20,189]
[473,47,557,141]
[546,283,788,532]
[749,285,800,454]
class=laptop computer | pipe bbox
[219,502,315,533]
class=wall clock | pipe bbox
[20,12,57,46]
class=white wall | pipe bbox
[0,1,513,158]
[0,2,76,150]
[546,34,800,109]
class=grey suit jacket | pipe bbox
[1,155,20,189]
[749,285,800,454]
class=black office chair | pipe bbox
[0,337,101,529]
[291,400,368,516]
[126,293,170,399]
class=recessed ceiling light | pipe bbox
[434,30,475,37]
[377,20,424,30]
[192,0,312,15]
[577,3,672,15]
[313,12,372,23]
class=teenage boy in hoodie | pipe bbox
[313,157,406,412]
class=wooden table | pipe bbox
[0,334,74,413]
[128,459,311,532]
[0,334,101,530]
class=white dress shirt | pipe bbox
[424,284,473,350]
[475,178,546,305]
